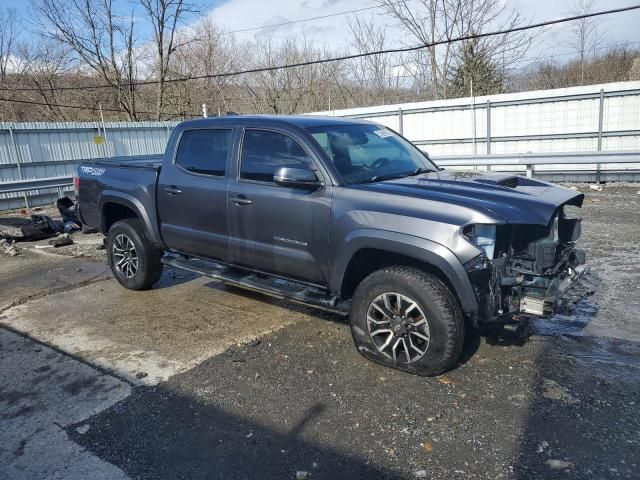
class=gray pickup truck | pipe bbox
[77,115,592,376]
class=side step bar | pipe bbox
[161,255,347,315]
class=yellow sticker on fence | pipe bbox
[93,136,104,145]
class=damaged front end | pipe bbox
[464,196,597,327]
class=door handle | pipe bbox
[163,186,183,195]
[230,195,253,206]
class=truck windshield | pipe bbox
[307,124,438,185]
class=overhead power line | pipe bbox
[222,2,389,35]
[0,96,158,115]
[0,3,639,117]
[1,3,639,96]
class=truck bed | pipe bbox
[87,154,164,169]
[77,155,163,237]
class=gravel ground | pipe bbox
[1,185,639,479]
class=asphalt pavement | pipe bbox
[1,185,639,479]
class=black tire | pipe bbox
[107,219,163,290]
[349,266,465,376]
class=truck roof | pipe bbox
[177,114,373,130]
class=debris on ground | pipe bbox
[420,441,434,453]
[56,197,91,233]
[20,214,63,241]
[295,471,309,480]
[542,379,580,405]
[1,201,106,259]
[589,184,603,191]
[536,440,549,454]
[76,424,91,435]
[545,459,574,470]
[0,238,21,256]
[49,233,74,248]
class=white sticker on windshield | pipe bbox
[373,129,393,138]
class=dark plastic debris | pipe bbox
[20,214,63,241]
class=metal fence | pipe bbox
[434,151,640,183]
[313,81,640,157]
[3,81,640,211]
[0,121,177,210]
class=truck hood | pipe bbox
[350,170,584,225]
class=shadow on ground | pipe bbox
[69,390,392,479]
[66,292,640,479]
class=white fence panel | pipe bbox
[311,81,640,178]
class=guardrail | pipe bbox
[432,151,640,182]
[0,176,74,196]
[1,151,639,211]
[0,176,74,210]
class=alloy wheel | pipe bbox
[112,233,138,279]
[366,292,430,363]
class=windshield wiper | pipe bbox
[364,172,412,183]
[406,167,436,176]
[363,167,434,184]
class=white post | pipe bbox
[202,103,208,118]
[471,77,477,157]
[98,102,110,158]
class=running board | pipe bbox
[161,255,346,315]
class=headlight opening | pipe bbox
[464,224,497,259]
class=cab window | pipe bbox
[175,129,232,176]
[240,130,313,183]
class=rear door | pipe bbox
[157,127,235,261]
[227,128,331,284]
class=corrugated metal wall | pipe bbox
[2,81,640,210]
[0,121,177,210]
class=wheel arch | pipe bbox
[99,191,163,248]
[331,230,478,315]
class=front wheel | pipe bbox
[107,219,163,290]
[349,266,465,376]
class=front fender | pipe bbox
[330,229,478,314]
[98,190,164,248]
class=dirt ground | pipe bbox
[1,185,639,479]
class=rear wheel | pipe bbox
[107,219,163,290]
[349,266,464,376]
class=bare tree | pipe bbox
[244,36,344,114]
[0,7,18,83]
[171,18,251,115]
[348,14,404,105]
[378,0,534,99]
[16,41,76,121]
[138,0,194,120]
[34,0,140,120]
[566,0,601,84]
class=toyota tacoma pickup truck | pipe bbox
[77,115,593,376]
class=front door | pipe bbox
[228,128,331,284]
[157,127,234,261]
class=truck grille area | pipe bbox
[469,204,593,324]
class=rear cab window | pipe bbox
[175,129,233,176]
[240,129,314,183]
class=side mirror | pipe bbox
[274,167,323,189]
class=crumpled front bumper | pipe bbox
[467,247,598,325]
[519,264,597,317]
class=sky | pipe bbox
[3,0,640,66]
